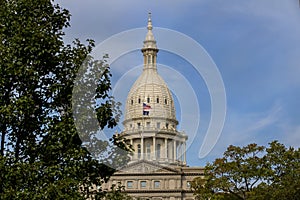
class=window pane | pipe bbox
[154,181,160,188]
[187,181,191,188]
[140,181,146,188]
[146,143,151,159]
[157,122,160,129]
[138,144,141,159]
[127,181,133,188]
[156,144,161,158]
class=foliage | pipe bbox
[100,184,133,200]
[192,141,300,200]
[0,0,130,199]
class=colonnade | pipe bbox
[129,137,186,165]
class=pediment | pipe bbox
[116,160,179,174]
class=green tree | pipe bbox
[0,0,130,199]
[192,141,300,200]
[100,184,133,200]
[252,141,300,200]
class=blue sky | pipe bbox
[58,0,300,166]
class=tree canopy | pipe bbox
[192,141,300,200]
[0,0,131,199]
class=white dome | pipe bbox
[120,13,187,167]
[124,67,177,123]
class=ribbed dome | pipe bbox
[123,13,177,127]
[124,68,176,123]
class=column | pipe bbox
[164,138,168,161]
[153,137,156,160]
[130,139,133,160]
[178,142,181,162]
[183,142,187,165]
[141,137,144,159]
[180,142,183,162]
[173,140,177,162]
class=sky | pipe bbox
[57,0,300,166]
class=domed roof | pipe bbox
[123,13,177,125]
[124,67,176,122]
[121,14,187,167]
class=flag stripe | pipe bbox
[143,103,151,115]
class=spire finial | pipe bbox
[147,12,152,30]
[142,12,157,50]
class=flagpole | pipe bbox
[142,108,144,160]
[141,102,144,160]
[141,102,151,160]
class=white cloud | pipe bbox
[277,123,300,148]
[208,102,282,156]
[241,103,282,134]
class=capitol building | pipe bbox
[103,14,204,200]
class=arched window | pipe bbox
[138,98,141,104]
[156,97,159,103]
[147,97,150,103]
[131,99,133,105]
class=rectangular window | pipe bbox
[146,122,150,127]
[146,143,151,159]
[140,181,147,188]
[187,181,191,188]
[154,181,160,188]
[167,142,169,158]
[127,181,133,188]
[137,122,141,129]
[156,144,161,159]
[147,97,150,103]
[156,98,159,103]
[157,122,160,129]
[138,144,141,159]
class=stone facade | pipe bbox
[103,160,204,200]
[103,13,204,200]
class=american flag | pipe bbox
[143,103,151,115]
